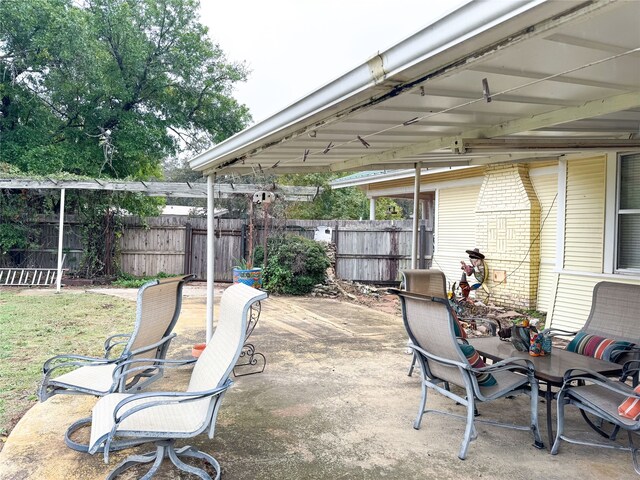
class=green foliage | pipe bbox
[255,235,330,295]
[0,0,251,275]
[112,271,173,288]
[0,0,250,177]
[280,173,404,220]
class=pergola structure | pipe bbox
[187,0,640,340]
[0,178,319,311]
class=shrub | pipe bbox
[112,272,173,288]
[255,235,329,295]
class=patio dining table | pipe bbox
[469,336,622,450]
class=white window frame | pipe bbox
[604,151,640,275]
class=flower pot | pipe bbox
[192,343,206,358]
[232,267,262,289]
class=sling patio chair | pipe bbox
[81,282,267,480]
[551,361,640,475]
[39,274,194,402]
[400,269,498,377]
[548,281,640,437]
[390,288,543,459]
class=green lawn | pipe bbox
[0,289,136,437]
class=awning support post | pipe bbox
[206,174,216,342]
[56,188,66,293]
[411,163,421,269]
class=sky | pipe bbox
[199,0,466,124]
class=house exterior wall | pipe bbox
[475,164,541,308]
[548,155,640,331]
[529,167,558,312]
[432,185,479,289]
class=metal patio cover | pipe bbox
[189,0,640,176]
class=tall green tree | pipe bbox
[280,173,405,220]
[0,0,250,178]
[0,0,250,275]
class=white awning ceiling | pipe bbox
[190,0,640,176]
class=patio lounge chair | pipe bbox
[551,361,640,475]
[390,288,543,459]
[38,274,193,402]
[84,282,267,480]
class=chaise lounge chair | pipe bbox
[39,274,193,402]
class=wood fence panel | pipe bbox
[3,215,83,270]
[120,216,187,277]
[122,217,432,284]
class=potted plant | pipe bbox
[232,257,262,289]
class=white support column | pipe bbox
[411,163,422,269]
[369,197,376,220]
[55,188,66,293]
[206,174,216,342]
[420,199,427,220]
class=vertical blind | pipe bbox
[618,153,640,270]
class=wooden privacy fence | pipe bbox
[1,215,84,271]
[120,216,432,284]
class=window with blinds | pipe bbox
[617,153,640,271]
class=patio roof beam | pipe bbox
[329,91,640,172]
[0,179,320,201]
[454,138,640,154]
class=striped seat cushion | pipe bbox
[618,385,640,420]
[566,332,634,363]
[459,343,496,387]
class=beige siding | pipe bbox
[550,274,640,331]
[548,155,640,330]
[563,157,606,272]
[433,186,480,287]
[530,171,558,312]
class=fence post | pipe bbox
[419,223,426,269]
[184,222,192,275]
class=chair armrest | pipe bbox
[621,360,640,383]
[470,356,535,376]
[112,357,197,382]
[410,344,467,370]
[128,333,176,356]
[104,333,131,358]
[562,367,638,399]
[112,378,233,424]
[43,354,114,375]
[546,328,578,338]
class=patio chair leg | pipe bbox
[628,431,640,475]
[169,444,221,480]
[529,381,544,449]
[106,444,164,480]
[550,390,566,455]
[408,353,416,377]
[105,441,220,480]
[459,397,476,460]
[413,380,428,430]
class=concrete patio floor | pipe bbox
[0,286,635,479]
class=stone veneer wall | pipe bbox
[475,164,541,308]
